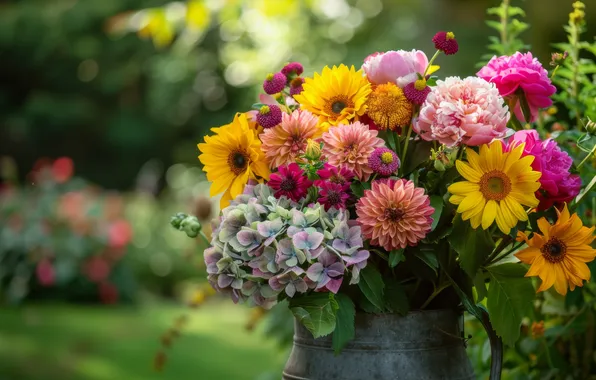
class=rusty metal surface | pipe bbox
[282,309,475,380]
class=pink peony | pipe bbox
[507,130,581,210]
[413,76,510,147]
[36,258,55,286]
[477,52,556,122]
[362,50,428,88]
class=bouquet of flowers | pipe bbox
[172,31,596,351]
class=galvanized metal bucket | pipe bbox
[283,309,475,380]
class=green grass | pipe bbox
[0,301,286,380]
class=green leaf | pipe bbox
[474,270,488,303]
[332,294,355,355]
[486,263,535,346]
[358,265,385,311]
[429,195,444,231]
[449,216,494,278]
[384,277,410,316]
[388,249,406,268]
[350,181,370,199]
[403,140,433,175]
[289,293,339,338]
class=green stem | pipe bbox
[420,282,450,309]
[199,231,210,246]
[500,0,510,52]
[542,338,554,370]
[577,143,596,169]
[400,125,413,175]
[569,22,582,129]
[423,50,441,77]
[391,131,400,158]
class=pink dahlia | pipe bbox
[260,110,322,168]
[477,52,556,122]
[362,50,429,88]
[268,163,312,202]
[318,181,350,211]
[314,163,355,190]
[368,147,400,176]
[413,76,510,147]
[356,179,434,251]
[507,130,581,210]
[322,121,385,181]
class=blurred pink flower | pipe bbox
[52,157,74,184]
[84,256,111,283]
[36,258,55,286]
[108,220,133,248]
[414,76,510,147]
[99,282,119,304]
[507,130,581,210]
[477,52,556,122]
[362,50,428,87]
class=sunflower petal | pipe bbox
[482,200,497,230]
[455,160,481,182]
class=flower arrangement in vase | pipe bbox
[171,29,596,379]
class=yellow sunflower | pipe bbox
[448,141,542,234]
[293,64,371,131]
[198,113,270,209]
[515,204,596,295]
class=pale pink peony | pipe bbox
[356,179,434,251]
[362,50,428,87]
[322,122,385,181]
[477,52,556,122]
[413,76,510,147]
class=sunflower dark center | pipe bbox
[227,150,249,175]
[280,178,297,191]
[332,101,346,114]
[384,207,405,222]
[541,237,567,263]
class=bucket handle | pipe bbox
[479,308,503,380]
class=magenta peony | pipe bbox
[362,50,428,87]
[477,52,556,122]
[413,76,510,147]
[507,130,581,210]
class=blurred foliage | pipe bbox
[2,0,595,190]
[0,157,135,304]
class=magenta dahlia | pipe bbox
[268,163,312,202]
[315,164,355,190]
[318,181,350,211]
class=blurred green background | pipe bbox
[0,0,594,379]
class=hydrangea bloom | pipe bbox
[477,52,556,122]
[362,50,429,87]
[507,130,581,210]
[202,184,369,307]
[413,76,510,147]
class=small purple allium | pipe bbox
[256,104,283,129]
[404,79,432,105]
[263,72,287,94]
[368,147,400,176]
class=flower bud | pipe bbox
[586,118,596,134]
[180,215,202,238]
[304,139,322,160]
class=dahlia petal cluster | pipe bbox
[507,130,581,210]
[414,76,510,147]
[362,50,429,87]
[268,163,312,202]
[477,52,556,122]
[322,121,385,181]
[356,179,434,251]
[205,184,369,308]
[260,109,322,168]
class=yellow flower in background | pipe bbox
[448,142,541,234]
[294,65,371,131]
[186,1,211,30]
[515,204,596,295]
[198,113,270,209]
[137,10,174,48]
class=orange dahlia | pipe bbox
[321,121,384,181]
[260,110,323,168]
[356,179,435,251]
